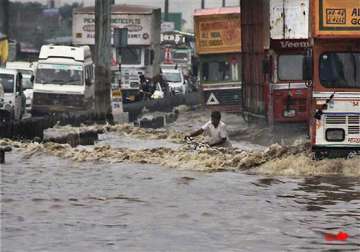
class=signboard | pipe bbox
[73,13,152,45]
[206,93,220,105]
[111,89,124,122]
[161,22,175,32]
[270,39,310,51]
[0,38,8,65]
[161,33,185,44]
[313,0,360,37]
[195,13,241,55]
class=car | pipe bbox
[6,61,36,112]
[161,68,188,95]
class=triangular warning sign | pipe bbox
[206,93,220,105]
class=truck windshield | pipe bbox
[320,53,360,88]
[121,47,142,65]
[202,61,240,82]
[173,52,189,62]
[35,64,83,86]
[278,55,304,81]
[0,74,15,93]
[163,72,182,82]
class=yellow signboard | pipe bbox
[195,14,241,54]
[0,39,9,64]
[313,0,360,37]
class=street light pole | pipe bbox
[164,0,169,21]
[95,0,112,121]
[2,0,10,35]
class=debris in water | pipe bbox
[323,231,349,241]
[1,124,359,177]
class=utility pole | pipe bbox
[201,0,205,9]
[222,0,226,7]
[95,0,112,121]
[164,0,169,21]
[2,0,10,35]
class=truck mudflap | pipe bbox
[312,146,360,160]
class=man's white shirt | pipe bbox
[201,120,231,147]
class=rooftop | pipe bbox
[74,4,158,15]
[193,6,240,16]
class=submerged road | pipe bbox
[1,109,359,251]
[1,150,359,252]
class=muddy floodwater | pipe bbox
[1,109,360,251]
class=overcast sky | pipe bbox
[13,0,240,30]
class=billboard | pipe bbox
[0,38,8,65]
[73,13,153,45]
[195,13,241,54]
[312,0,360,37]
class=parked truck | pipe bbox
[194,7,242,112]
[241,0,311,124]
[72,4,161,102]
[267,0,310,124]
[31,45,95,115]
[303,0,360,158]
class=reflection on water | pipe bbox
[1,151,359,252]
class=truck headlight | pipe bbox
[283,109,296,118]
[326,128,345,142]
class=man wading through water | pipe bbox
[185,111,231,147]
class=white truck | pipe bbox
[0,68,26,121]
[72,4,161,102]
[31,45,95,115]
[6,61,37,112]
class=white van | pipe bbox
[0,68,26,121]
[32,45,94,115]
[161,68,188,95]
[6,61,37,112]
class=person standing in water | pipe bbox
[185,111,231,147]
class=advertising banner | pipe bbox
[313,0,360,37]
[195,14,241,54]
[73,13,152,45]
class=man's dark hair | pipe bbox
[211,111,221,120]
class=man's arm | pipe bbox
[209,137,227,147]
[187,128,204,138]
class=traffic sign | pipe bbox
[206,93,220,105]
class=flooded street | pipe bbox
[1,109,360,251]
[2,151,360,252]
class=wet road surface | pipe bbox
[1,150,359,252]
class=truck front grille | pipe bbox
[326,114,360,135]
[348,115,360,124]
[325,115,346,124]
[33,92,84,108]
[348,125,360,135]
